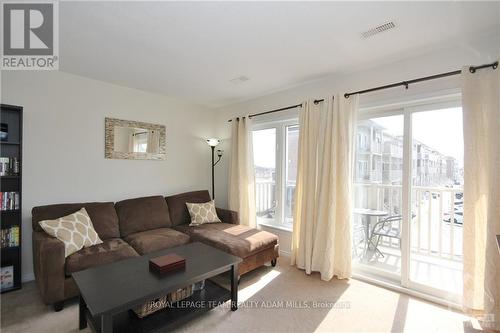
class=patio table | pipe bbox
[353,208,388,258]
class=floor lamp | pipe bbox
[206,138,223,199]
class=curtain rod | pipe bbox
[344,61,498,98]
[227,99,324,122]
[227,61,498,122]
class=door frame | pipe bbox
[355,92,463,304]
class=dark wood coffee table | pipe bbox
[72,242,241,333]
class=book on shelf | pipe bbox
[0,266,14,290]
[0,157,20,176]
[0,192,20,211]
[1,226,20,248]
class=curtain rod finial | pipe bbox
[344,93,350,99]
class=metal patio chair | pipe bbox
[352,222,366,258]
[368,215,403,257]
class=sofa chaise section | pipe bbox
[166,190,279,277]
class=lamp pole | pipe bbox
[211,145,215,199]
[207,139,222,200]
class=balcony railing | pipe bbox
[255,180,463,263]
[255,180,296,222]
[354,183,463,262]
[255,180,275,214]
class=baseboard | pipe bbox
[352,272,462,311]
[279,250,291,257]
[22,272,35,283]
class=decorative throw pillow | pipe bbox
[186,200,221,226]
[38,207,103,257]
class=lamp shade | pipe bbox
[206,138,220,147]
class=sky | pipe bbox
[253,128,276,168]
[372,107,464,163]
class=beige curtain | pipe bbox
[228,116,257,228]
[462,64,500,329]
[291,94,359,281]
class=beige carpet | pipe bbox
[0,257,486,333]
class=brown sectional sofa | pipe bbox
[31,190,279,311]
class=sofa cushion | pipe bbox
[115,196,171,237]
[165,190,211,226]
[124,228,190,255]
[65,238,138,275]
[39,208,103,258]
[186,200,221,226]
[32,202,120,240]
[174,223,278,258]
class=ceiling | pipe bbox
[59,2,500,108]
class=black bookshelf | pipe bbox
[1,104,22,293]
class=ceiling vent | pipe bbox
[229,76,250,84]
[361,21,396,38]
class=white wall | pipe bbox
[1,71,215,281]
[213,34,499,252]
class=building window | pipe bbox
[253,121,299,229]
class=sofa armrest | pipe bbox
[216,207,239,224]
[32,231,66,304]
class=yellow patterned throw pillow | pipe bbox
[186,200,221,226]
[38,208,103,257]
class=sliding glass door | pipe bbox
[353,97,463,302]
[353,114,404,282]
[408,107,463,299]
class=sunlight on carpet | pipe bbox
[239,270,281,302]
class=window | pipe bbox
[253,121,299,229]
[253,128,277,225]
[133,132,148,152]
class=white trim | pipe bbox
[352,272,463,311]
[279,250,291,258]
[252,115,300,127]
[276,124,284,228]
[253,118,299,230]
[359,91,461,118]
[360,88,461,112]
[407,279,462,305]
[401,107,412,288]
[353,263,400,282]
[357,107,403,121]
[353,91,464,303]
[258,221,292,233]
[405,99,462,114]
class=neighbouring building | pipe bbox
[355,120,462,187]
